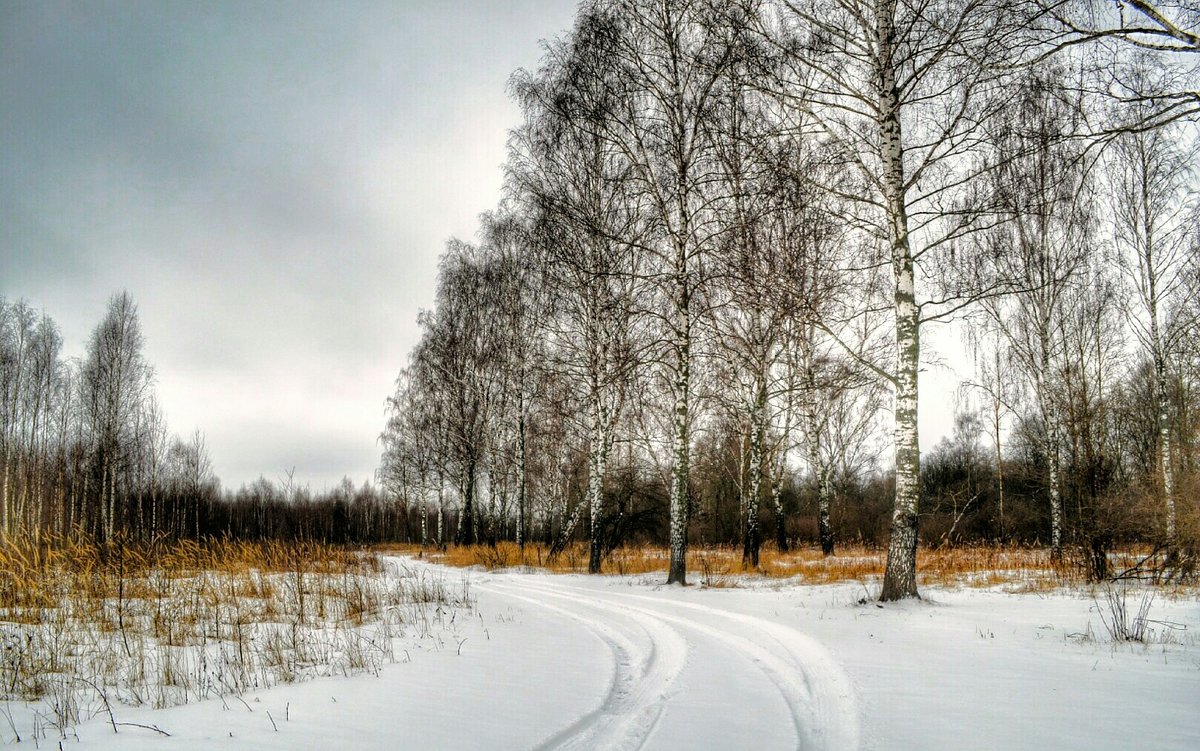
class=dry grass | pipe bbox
[0,533,473,743]
[388,540,1186,593]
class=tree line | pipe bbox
[5,2,1196,597]
[0,294,411,545]
[379,0,1200,596]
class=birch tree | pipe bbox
[1058,267,1127,579]
[760,0,1021,599]
[707,77,795,567]
[1107,113,1195,543]
[82,292,153,542]
[586,0,738,584]
[979,65,1096,559]
[965,321,1020,539]
[510,24,647,570]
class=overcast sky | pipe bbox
[1,1,581,490]
[1,1,966,493]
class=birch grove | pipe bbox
[374,0,1200,589]
[5,1,1198,590]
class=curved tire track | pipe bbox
[479,579,686,751]
[508,576,860,751]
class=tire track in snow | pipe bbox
[616,589,860,751]
[513,577,860,751]
[480,579,686,751]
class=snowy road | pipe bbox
[479,574,859,750]
[41,558,1200,750]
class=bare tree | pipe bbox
[964,320,1021,539]
[979,64,1097,559]
[510,28,649,570]
[1026,1,1200,129]
[1058,267,1128,579]
[1107,109,1196,543]
[82,292,154,542]
[757,0,1023,599]
[579,0,739,584]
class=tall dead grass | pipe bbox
[0,533,472,743]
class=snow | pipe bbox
[11,557,1198,750]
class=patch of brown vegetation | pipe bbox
[385,540,1186,592]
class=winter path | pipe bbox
[481,575,859,750]
[31,558,1200,750]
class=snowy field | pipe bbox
[12,556,1199,750]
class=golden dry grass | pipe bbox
[0,532,471,737]
[384,540,1181,592]
[0,533,380,625]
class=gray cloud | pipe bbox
[1,0,578,490]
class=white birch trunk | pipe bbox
[1147,262,1176,543]
[667,257,691,585]
[877,0,921,601]
[744,385,766,568]
[1037,336,1064,559]
[587,415,610,574]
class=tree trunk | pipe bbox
[587,414,610,574]
[878,0,921,601]
[436,469,445,549]
[1045,415,1064,560]
[772,353,796,553]
[458,460,477,546]
[771,477,788,553]
[667,268,691,586]
[743,379,767,568]
[817,472,835,557]
[0,444,10,540]
[992,369,1005,541]
[1150,289,1176,544]
[420,501,428,547]
[517,411,527,551]
[1037,341,1064,561]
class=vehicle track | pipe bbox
[480,579,686,751]
[494,575,860,751]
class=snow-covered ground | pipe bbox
[17,557,1199,750]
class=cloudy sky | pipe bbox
[1,1,580,490]
[2,0,966,492]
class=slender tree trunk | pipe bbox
[992,353,1005,541]
[1,444,10,540]
[809,413,834,557]
[772,349,797,553]
[736,425,748,549]
[667,260,691,586]
[10,446,21,535]
[100,462,110,542]
[1148,277,1176,544]
[801,336,835,557]
[421,500,428,547]
[1038,340,1064,560]
[517,410,527,551]
[459,460,477,546]
[743,379,767,568]
[14,450,26,537]
[817,472,835,557]
[771,477,788,552]
[437,502,445,549]
[587,406,610,574]
[878,0,921,601]
[1156,357,1175,543]
[1046,420,1064,559]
